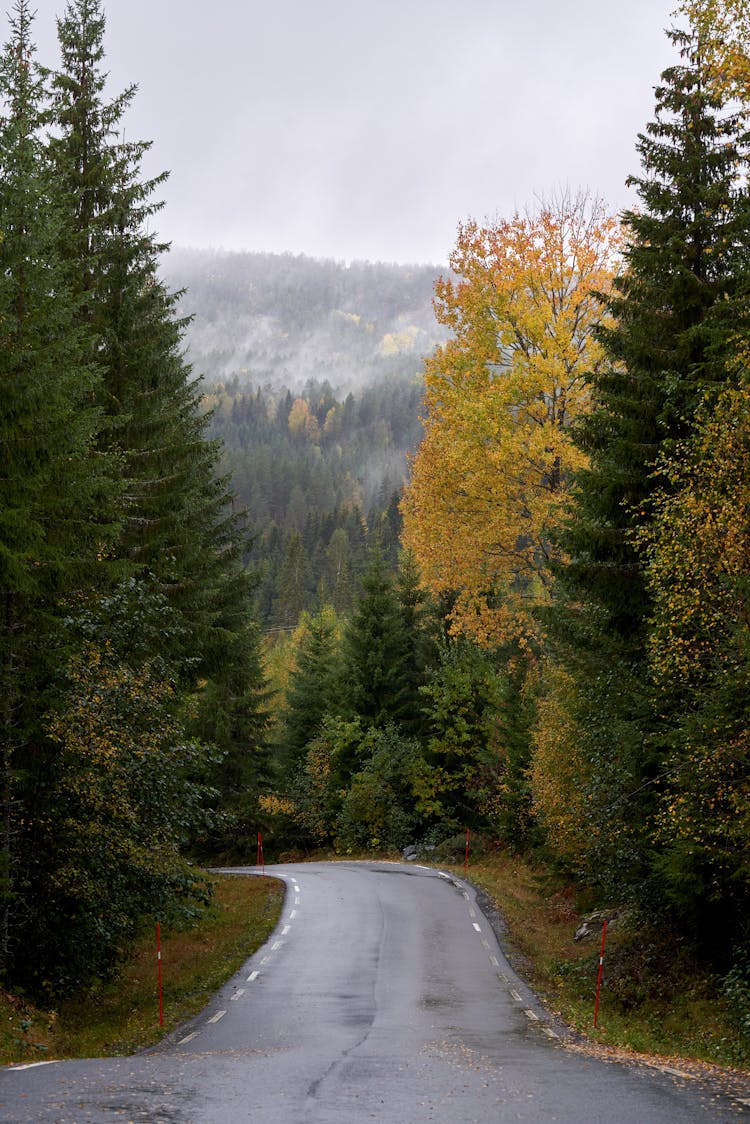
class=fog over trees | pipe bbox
[160,249,446,625]
[161,248,447,394]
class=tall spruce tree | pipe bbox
[548,16,750,902]
[282,607,344,771]
[0,0,270,991]
[342,549,413,730]
[0,0,115,979]
[48,0,251,676]
[394,549,437,737]
[561,20,750,645]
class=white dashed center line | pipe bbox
[441,876,560,1046]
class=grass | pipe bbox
[0,872,284,1064]
[457,848,750,1071]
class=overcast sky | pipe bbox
[27,0,680,266]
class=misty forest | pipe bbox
[3,0,750,1058]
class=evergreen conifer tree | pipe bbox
[191,619,273,858]
[48,0,250,675]
[0,0,115,977]
[548,16,750,902]
[561,20,750,645]
[0,0,270,990]
[342,549,413,730]
[282,607,344,770]
[394,549,437,737]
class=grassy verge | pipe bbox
[457,850,749,1071]
[0,872,284,1065]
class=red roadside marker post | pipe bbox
[593,918,608,1028]
[257,831,265,875]
[156,922,164,1027]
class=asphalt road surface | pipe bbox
[1,861,746,1122]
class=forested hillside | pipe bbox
[156,249,446,622]
[161,248,446,393]
[205,375,422,625]
[158,249,442,624]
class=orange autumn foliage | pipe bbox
[402,193,621,646]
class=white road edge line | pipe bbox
[178,1032,200,1044]
[230,989,245,1001]
[282,925,291,935]
[524,1009,539,1021]
[9,1061,58,1071]
[208,1010,226,1024]
[543,1027,559,1039]
[472,922,481,932]
[247,970,259,982]
[511,989,523,1002]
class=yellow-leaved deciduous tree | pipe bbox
[638,381,750,688]
[288,397,320,443]
[637,380,750,909]
[401,193,621,646]
[529,665,596,872]
[679,0,750,105]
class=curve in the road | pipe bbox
[0,861,746,1123]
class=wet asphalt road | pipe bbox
[0,861,745,1122]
